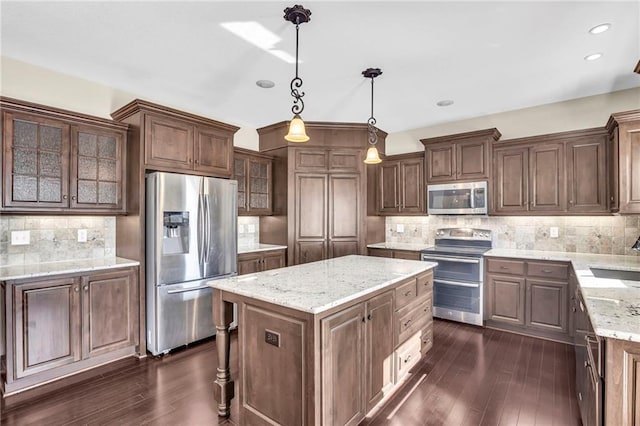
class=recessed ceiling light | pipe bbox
[436,100,454,107]
[584,53,603,61]
[589,23,611,34]
[256,80,275,89]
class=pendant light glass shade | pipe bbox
[285,114,310,142]
[364,146,382,164]
[632,236,640,251]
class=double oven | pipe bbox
[421,228,492,326]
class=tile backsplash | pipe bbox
[238,216,259,247]
[0,216,116,266]
[385,215,640,256]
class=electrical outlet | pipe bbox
[11,230,30,245]
[550,227,559,238]
[77,229,88,243]
[396,224,404,233]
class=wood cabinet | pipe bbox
[376,152,425,215]
[257,122,380,266]
[421,128,500,184]
[492,128,609,215]
[606,110,640,214]
[367,247,421,260]
[3,267,138,395]
[1,97,127,213]
[233,148,273,215]
[364,291,395,411]
[237,248,286,275]
[143,112,235,177]
[485,257,571,343]
[605,338,640,426]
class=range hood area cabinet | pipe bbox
[606,110,640,214]
[256,121,386,266]
[421,128,501,184]
[1,97,128,214]
[491,128,610,215]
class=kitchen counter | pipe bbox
[486,249,640,342]
[0,257,140,281]
[210,254,437,314]
[237,242,287,254]
[367,242,431,252]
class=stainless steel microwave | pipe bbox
[427,181,488,215]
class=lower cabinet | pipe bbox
[367,247,422,261]
[3,267,138,395]
[485,257,571,342]
[237,249,286,275]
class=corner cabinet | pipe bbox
[3,266,139,395]
[607,110,640,214]
[233,148,273,215]
[377,152,425,215]
[421,128,500,184]
[1,97,128,214]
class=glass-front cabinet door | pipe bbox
[70,125,124,211]
[2,111,70,208]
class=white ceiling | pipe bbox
[1,1,639,133]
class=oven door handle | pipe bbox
[434,279,480,288]
[422,255,480,264]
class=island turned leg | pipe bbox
[213,289,235,417]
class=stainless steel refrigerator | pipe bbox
[146,172,237,355]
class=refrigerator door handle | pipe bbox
[204,194,212,264]
[197,193,205,265]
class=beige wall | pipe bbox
[386,88,640,155]
[0,56,259,149]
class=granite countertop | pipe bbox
[0,257,140,281]
[209,255,437,314]
[238,243,288,254]
[367,242,431,252]
[486,248,640,343]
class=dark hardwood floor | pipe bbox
[1,320,580,426]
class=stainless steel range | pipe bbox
[420,228,492,326]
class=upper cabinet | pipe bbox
[607,110,640,214]
[112,99,239,178]
[377,152,425,215]
[492,128,609,215]
[421,128,501,184]
[234,148,273,215]
[1,97,128,214]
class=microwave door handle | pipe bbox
[470,189,475,209]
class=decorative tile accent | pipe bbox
[0,215,116,266]
[385,215,640,256]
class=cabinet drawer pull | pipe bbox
[404,355,411,364]
[542,269,552,273]
[403,290,413,297]
[367,314,372,321]
[500,265,509,270]
[404,319,412,328]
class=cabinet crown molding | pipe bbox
[419,128,501,145]
[110,99,239,133]
[0,96,128,131]
[606,109,640,131]
[493,127,608,147]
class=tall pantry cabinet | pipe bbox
[257,122,386,265]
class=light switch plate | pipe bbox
[396,224,404,233]
[550,227,559,238]
[11,230,30,245]
[77,229,88,243]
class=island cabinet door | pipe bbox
[365,291,394,412]
[321,303,366,426]
[12,277,81,380]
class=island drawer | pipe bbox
[420,322,434,356]
[396,296,432,345]
[486,258,525,275]
[527,261,569,280]
[416,271,433,298]
[395,279,417,309]
[395,332,422,383]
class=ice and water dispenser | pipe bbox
[162,211,190,255]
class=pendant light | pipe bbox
[632,236,640,251]
[284,5,312,143]
[362,68,383,164]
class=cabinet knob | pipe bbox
[71,196,76,201]
[83,285,88,291]
[362,317,366,323]
[569,200,574,205]
[63,195,68,200]
[610,196,614,201]
[367,313,372,321]
[194,159,198,164]
[74,286,79,292]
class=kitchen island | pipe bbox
[209,255,437,425]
